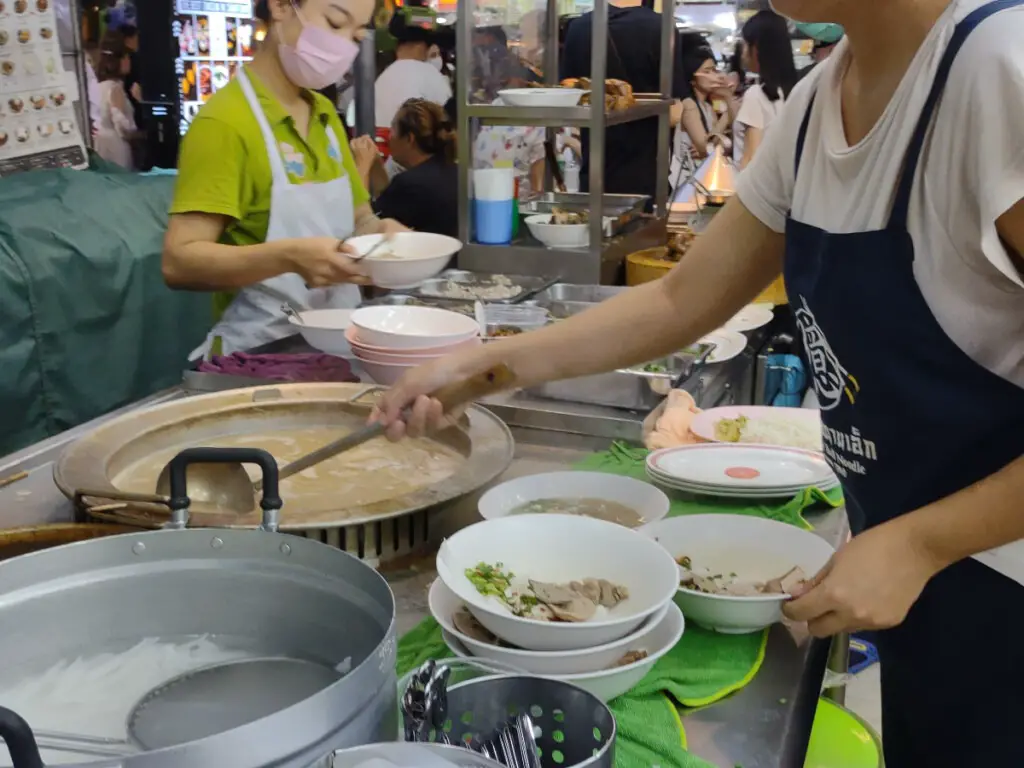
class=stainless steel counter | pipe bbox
[0,366,847,768]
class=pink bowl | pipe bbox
[346,326,480,357]
[352,346,442,365]
[354,356,417,385]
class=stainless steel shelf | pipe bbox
[458,216,667,285]
[465,98,670,127]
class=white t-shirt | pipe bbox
[736,0,1024,392]
[733,83,785,164]
[737,0,1024,586]
[373,59,452,129]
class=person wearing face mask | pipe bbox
[163,0,407,358]
[372,8,451,145]
[376,1,1024,765]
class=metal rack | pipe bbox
[454,0,676,284]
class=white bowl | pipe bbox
[525,214,589,249]
[288,309,355,357]
[428,577,670,675]
[350,306,479,350]
[641,515,836,634]
[441,600,686,702]
[437,514,680,651]
[477,471,669,528]
[497,88,586,107]
[346,232,462,290]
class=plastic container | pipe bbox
[473,169,515,245]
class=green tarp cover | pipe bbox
[0,168,211,455]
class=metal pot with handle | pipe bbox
[0,448,398,768]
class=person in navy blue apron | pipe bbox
[776,2,1024,765]
[375,2,1024,763]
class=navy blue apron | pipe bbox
[783,2,1024,765]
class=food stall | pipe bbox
[0,360,854,768]
[0,3,864,764]
[0,254,861,767]
[453,0,676,285]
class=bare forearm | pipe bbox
[354,204,384,235]
[470,199,784,387]
[901,455,1024,570]
[368,163,390,198]
[162,239,297,290]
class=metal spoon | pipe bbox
[348,234,393,262]
[281,304,305,325]
[156,364,515,514]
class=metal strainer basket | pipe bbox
[424,675,615,768]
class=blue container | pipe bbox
[474,198,514,245]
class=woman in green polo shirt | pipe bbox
[163,0,406,357]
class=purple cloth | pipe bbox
[197,353,358,383]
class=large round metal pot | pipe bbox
[0,500,398,766]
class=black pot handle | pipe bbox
[166,447,283,530]
[0,707,44,768]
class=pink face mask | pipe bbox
[279,4,359,90]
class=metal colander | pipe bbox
[424,676,615,768]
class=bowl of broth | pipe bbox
[477,471,670,529]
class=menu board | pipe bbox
[174,0,254,136]
[0,0,88,176]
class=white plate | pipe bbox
[441,600,686,702]
[641,515,835,633]
[690,406,823,452]
[436,514,680,651]
[477,471,670,528]
[646,464,839,493]
[497,88,586,107]
[724,304,774,332]
[428,578,670,675]
[647,471,838,494]
[647,444,837,490]
[645,475,837,500]
[646,479,837,501]
[699,330,747,364]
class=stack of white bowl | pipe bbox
[347,305,481,385]
[431,514,685,702]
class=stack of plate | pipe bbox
[646,443,839,499]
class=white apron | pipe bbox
[192,69,361,359]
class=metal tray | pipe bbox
[520,193,650,236]
[534,283,630,304]
[527,346,711,411]
[405,270,559,304]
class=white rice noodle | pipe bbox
[0,636,252,766]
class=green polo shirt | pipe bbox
[170,67,369,248]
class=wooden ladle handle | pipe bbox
[430,364,515,411]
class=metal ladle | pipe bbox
[154,364,515,520]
